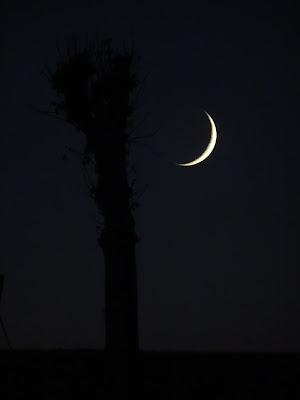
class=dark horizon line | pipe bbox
[0,348,299,355]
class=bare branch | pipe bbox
[129,138,162,160]
[64,145,83,158]
[129,127,161,142]
[82,163,94,192]
[127,112,149,138]
[129,73,148,109]
[28,104,68,123]
[28,104,84,136]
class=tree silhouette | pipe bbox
[32,33,152,390]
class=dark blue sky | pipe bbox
[1,0,299,351]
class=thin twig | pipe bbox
[0,314,12,349]
[130,127,161,142]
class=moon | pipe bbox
[175,110,217,166]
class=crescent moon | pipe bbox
[176,110,217,166]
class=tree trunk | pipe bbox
[100,212,139,397]
[101,223,139,354]
[95,136,140,393]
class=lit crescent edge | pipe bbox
[176,110,217,167]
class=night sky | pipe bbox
[1,0,299,351]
